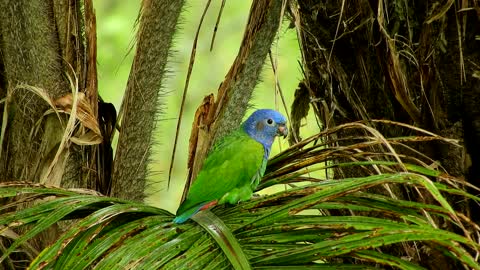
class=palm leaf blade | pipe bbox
[1,123,479,269]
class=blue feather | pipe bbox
[173,201,216,224]
[242,109,287,151]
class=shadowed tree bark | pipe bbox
[0,0,73,181]
[0,0,104,258]
[289,0,479,269]
[291,0,479,177]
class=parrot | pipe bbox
[173,109,288,224]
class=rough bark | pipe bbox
[0,0,103,191]
[0,0,104,262]
[0,0,71,180]
[292,0,479,177]
[291,0,479,269]
[111,0,185,201]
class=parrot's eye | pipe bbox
[266,118,274,126]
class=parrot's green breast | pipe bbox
[176,129,265,216]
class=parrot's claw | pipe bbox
[251,193,264,200]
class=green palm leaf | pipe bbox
[1,123,479,269]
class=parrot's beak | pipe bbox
[277,124,288,138]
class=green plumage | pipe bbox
[175,129,266,223]
[174,109,287,223]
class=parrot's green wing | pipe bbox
[175,129,265,223]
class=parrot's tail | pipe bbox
[173,200,218,224]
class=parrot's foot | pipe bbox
[251,193,264,200]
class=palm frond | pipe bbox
[1,121,479,269]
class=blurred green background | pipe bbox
[94,1,314,213]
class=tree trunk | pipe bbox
[0,0,100,188]
[291,0,479,269]
[110,0,185,202]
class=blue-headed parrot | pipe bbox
[174,109,288,223]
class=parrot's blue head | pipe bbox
[243,109,288,151]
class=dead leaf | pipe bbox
[55,92,102,142]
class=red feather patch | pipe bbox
[199,200,218,210]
